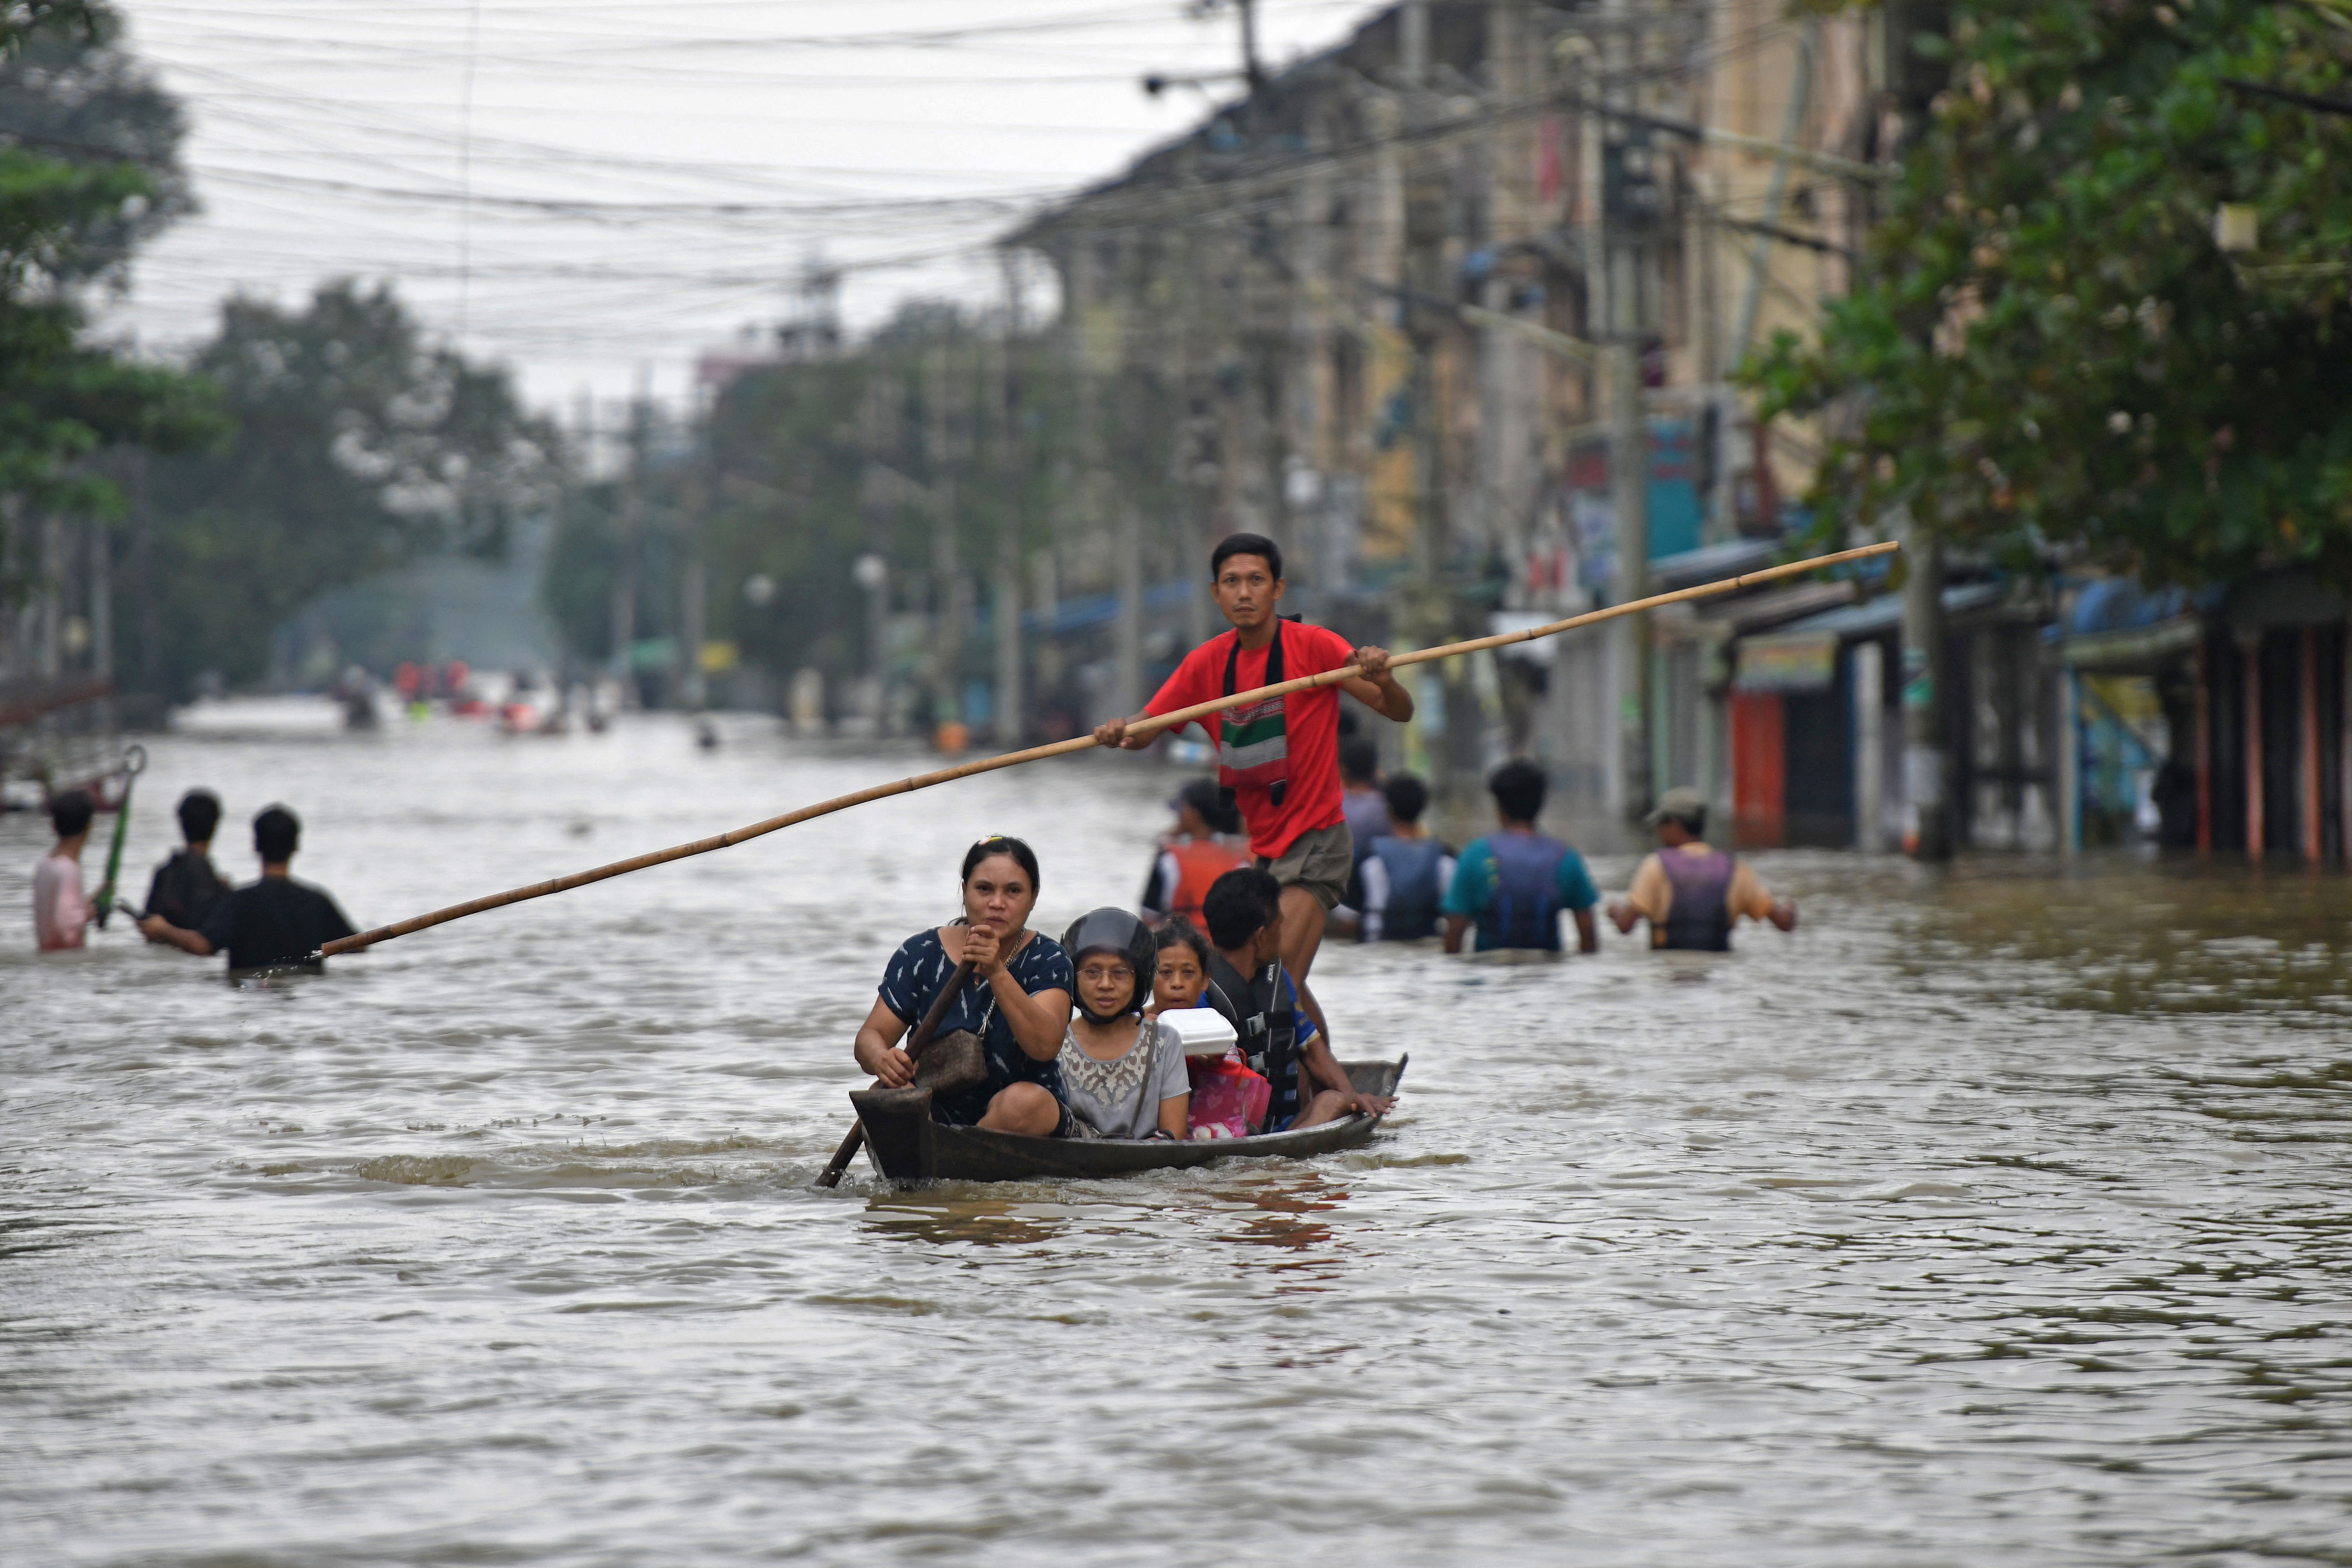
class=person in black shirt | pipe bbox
[140,805,357,975]
[141,788,228,933]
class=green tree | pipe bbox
[128,281,559,698]
[546,304,1092,714]
[1748,0,2352,586]
[0,1,219,581]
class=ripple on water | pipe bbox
[4,727,2352,1566]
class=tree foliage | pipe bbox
[0,0,192,282]
[542,303,1092,709]
[0,0,219,572]
[1746,0,2352,586]
[126,281,559,698]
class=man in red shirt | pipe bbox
[1094,533,1414,1055]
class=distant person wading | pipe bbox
[141,805,358,975]
[1607,787,1797,951]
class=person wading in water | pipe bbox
[1137,777,1249,931]
[1441,760,1600,955]
[1093,532,1414,1048]
[140,805,358,975]
[1606,787,1797,950]
[142,789,227,934]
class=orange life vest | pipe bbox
[1165,837,1249,929]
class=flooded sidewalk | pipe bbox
[4,715,2348,1566]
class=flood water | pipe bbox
[6,712,2350,1566]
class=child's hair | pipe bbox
[1155,920,1211,970]
[1382,772,1429,825]
[1339,734,1380,786]
[48,788,94,840]
[1202,867,1282,951]
[177,789,222,843]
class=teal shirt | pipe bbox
[1442,834,1599,952]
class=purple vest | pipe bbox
[1657,850,1735,952]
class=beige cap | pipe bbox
[1643,786,1708,828]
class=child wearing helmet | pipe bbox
[1055,908,1191,1139]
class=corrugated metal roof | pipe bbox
[1769,582,2005,641]
[1647,538,1779,591]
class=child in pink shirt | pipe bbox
[32,789,95,952]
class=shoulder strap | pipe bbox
[1204,950,1252,1012]
[1221,620,1286,698]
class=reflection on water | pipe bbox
[1904,858,2352,1019]
[4,716,2351,1566]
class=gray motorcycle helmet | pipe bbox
[1061,907,1157,1022]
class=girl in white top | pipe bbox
[1055,908,1189,1140]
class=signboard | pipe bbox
[1565,422,1705,592]
[1735,630,1838,693]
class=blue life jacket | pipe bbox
[1370,836,1446,942]
[1482,832,1569,952]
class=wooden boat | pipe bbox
[852,1057,1407,1184]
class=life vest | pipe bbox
[1165,837,1249,929]
[1202,950,1298,1131]
[1656,849,1736,951]
[1482,832,1569,951]
[1369,836,1446,941]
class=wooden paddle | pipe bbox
[317,539,1896,958]
[815,956,975,1189]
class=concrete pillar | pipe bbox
[2301,627,2322,863]
[1852,639,1882,851]
[2243,631,2264,856]
[2055,663,2080,855]
[993,553,1022,747]
[1901,525,1950,858]
[1114,499,1142,722]
[89,517,111,680]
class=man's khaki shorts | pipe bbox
[1256,820,1354,913]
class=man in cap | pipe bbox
[1607,786,1796,951]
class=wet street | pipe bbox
[4,712,2349,1566]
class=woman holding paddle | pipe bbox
[851,835,1076,1137]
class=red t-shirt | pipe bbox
[1145,620,1356,858]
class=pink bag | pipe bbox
[1186,1052,1271,1140]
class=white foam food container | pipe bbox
[1159,1007,1239,1057]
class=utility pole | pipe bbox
[991,262,1024,747]
[1237,0,1266,95]
[1881,4,1953,861]
[1902,518,1951,858]
[1599,0,1652,824]
[1397,1,1467,799]
[611,389,646,710]
[677,426,709,712]
[88,514,111,684]
[929,339,970,736]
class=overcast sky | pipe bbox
[98,0,1385,420]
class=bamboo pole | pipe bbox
[322,540,1898,956]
